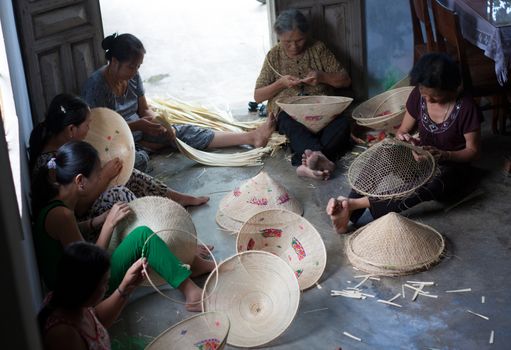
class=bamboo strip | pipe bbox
[445,288,472,293]
[377,299,402,308]
[466,310,489,320]
[343,332,362,342]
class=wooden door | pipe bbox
[13,0,105,124]
[273,0,366,100]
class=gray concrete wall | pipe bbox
[365,0,414,97]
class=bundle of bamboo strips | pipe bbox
[150,97,263,132]
[150,97,287,165]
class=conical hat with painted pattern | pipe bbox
[237,209,327,290]
[145,311,230,350]
[84,108,135,188]
[216,171,303,232]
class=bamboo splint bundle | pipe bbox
[150,97,263,132]
[176,138,272,167]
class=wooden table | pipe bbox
[440,0,511,85]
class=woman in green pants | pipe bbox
[32,140,212,311]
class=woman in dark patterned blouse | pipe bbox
[254,9,352,180]
[328,53,483,233]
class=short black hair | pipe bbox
[410,53,461,91]
[274,9,309,35]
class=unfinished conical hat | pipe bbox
[110,196,197,286]
[145,311,230,350]
[237,209,326,290]
[216,171,303,232]
[346,212,445,276]
[276,95,353,133]
[84,107,135,188]
[348,138,436,199]
[202,251,300,348]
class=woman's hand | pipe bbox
[102,158,122,181]
[397,132,420,146]
[301,71,322,86]
[119,258,149,294]
[104,202,132,230]
[423,146,450,162]
[278,75,302,89]
[136,118,167,137]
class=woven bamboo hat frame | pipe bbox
[216,171,303,232]
[110,196,197,286]
[84,107,135,188]
[346,212,445,276]
[352,87,413,132]
[140,229,219,307]
[348,138,436,199]
[202,251,300,348]
[276,95,353,133]
[237,209,327,290]
[145,311,230,350]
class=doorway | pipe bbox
[100,0,271,116]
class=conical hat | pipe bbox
[237,209,326,290]
[348,138,436,198]
[110,196,197,286]
[216,171,303,232]
[145,311,230,350]
[346,212,445,276]
[276,95,353,133]
[202,251,300,348]
[84,107,135,188]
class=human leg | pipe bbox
[206,115,275,149]
[126,169,209,206]
[319,115,351,161]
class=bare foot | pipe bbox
[178,279,203,312]
[179,195,210,207]
[326,197,350,234]
[296,165,330,180]
[252,113,276,147]
[197,244,214,259]
[190,255,216,278]
[309,151,335,172]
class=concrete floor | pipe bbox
[101,2,511,349]
[109,118,511,350]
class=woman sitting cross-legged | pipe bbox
[327,53,483,233]
[32,140,212,311]
[254,9,352,180]
[38,242,146,350]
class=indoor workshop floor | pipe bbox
[101,1,511,349]
[109,120,511,350]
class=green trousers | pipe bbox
[108,226,191,294]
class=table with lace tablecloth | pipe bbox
[440,0,511,85]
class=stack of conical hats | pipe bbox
[346,212,445,276]
[216,171,303,232]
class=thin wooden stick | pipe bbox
[489,330,494,344]
[406,281,435,286]
[388,293,401,302]
[343,331,362,342]
[466,310,489,320]
[377,299,403,308]
[302,307,328,314]
[481,296,485,304]
[445,288,472,293]
[354,276,369,289]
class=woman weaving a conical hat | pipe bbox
[254,9,352,180]
[327,53,483,234]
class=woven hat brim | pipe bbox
[352,86,413,121]
[236,209,327,290]
[201,251,300,347]
[85,107,135,188]
[145,311,230,350]
[277,95,353,133]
